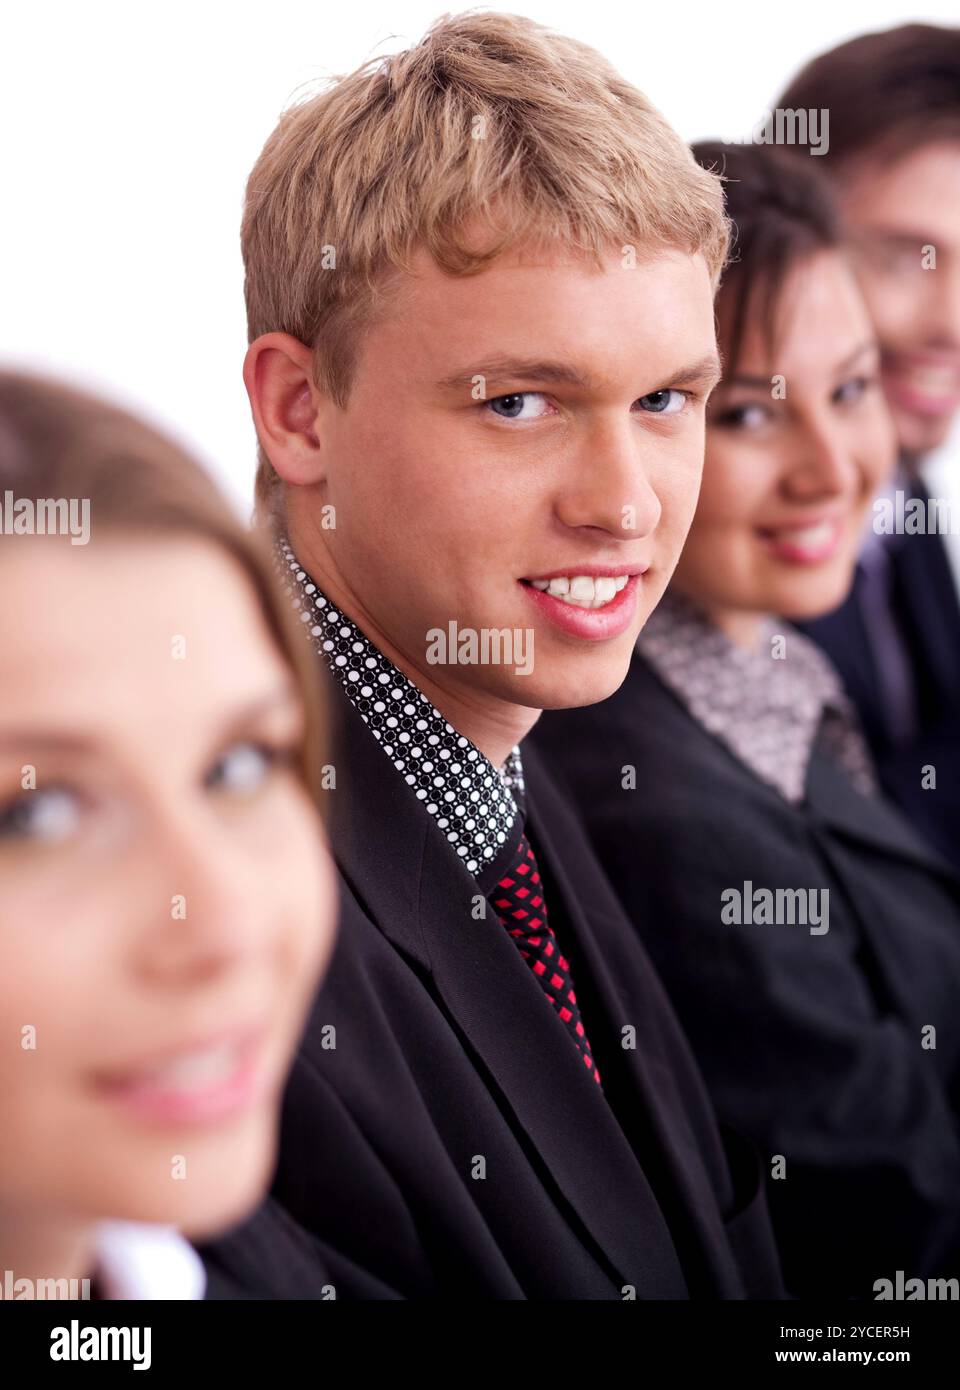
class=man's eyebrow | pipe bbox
[0,684,302,756]
[436,357,598,392]
[436,353,723,393]
[722,340,878,392]
[667,354,724,388]
[856,226,931,248]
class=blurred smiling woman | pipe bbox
[531,143,960,1298]
[0,371,338,1299]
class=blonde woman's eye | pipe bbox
[834,375,874,405]
[486,392,552,421]
[206,742,281,796]
[637,389,687,415]
[0,787,82,844]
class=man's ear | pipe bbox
[243,332,325,487]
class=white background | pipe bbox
[1,1,955,511]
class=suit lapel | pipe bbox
[326,681,433,973]
[522,751,742,1294]
[800,594,885,747]
[416,824,690,1295]
[327,677,688,1294]
[891,509,960,703]
[806,746,960,882]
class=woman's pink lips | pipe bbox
[519,573,641,641]
[756,518,845,565]
[94,1027,273,1127]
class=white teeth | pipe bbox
[776,522,835,546]
[140,1042,240,1090]
[526,574,632,607]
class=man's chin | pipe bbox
[433,624,640,714]
[893,402,959,463]
[513,655,635,714]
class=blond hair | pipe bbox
[243,10,730,515]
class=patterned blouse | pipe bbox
[636,589,878,803]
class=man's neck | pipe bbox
[283,517,539,770]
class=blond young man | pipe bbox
[201,12,782,1299]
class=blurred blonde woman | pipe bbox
[0,370,338,1299]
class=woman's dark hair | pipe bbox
[0,368,329,803]
[692,141,841,376]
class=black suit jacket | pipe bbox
[201,1195,401,1299]
[199,673,782,1299]
[530,654,960,1297]
[800,491,960,870]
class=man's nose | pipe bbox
[555,419,663,538]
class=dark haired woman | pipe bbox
[531,143,960,1298]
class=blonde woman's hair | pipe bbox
[243,9,731,517]
[0,368,329,806]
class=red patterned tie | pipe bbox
[488,828,602,1087]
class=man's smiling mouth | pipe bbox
[524,574,630,608]
[520,566,648,610]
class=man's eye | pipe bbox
[637,389,687,415]
[0,787,82,845]
[486,392,552,421]
[206,741,286,796]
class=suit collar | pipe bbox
[326,681,434,973]
[806,744,959,882]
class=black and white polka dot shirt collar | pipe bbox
[275,534,525,878]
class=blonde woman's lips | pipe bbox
[94,1025,272,1126]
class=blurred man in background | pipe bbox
[778,25,960,867]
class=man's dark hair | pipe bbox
[777,23,960,172]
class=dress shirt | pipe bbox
[275,533,525,886]
[92,1222,206,1300]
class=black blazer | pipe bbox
[530,653,960,1298]
[800,497,960,870]
[199,673,782,1299]
[200,1195,401,1299]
